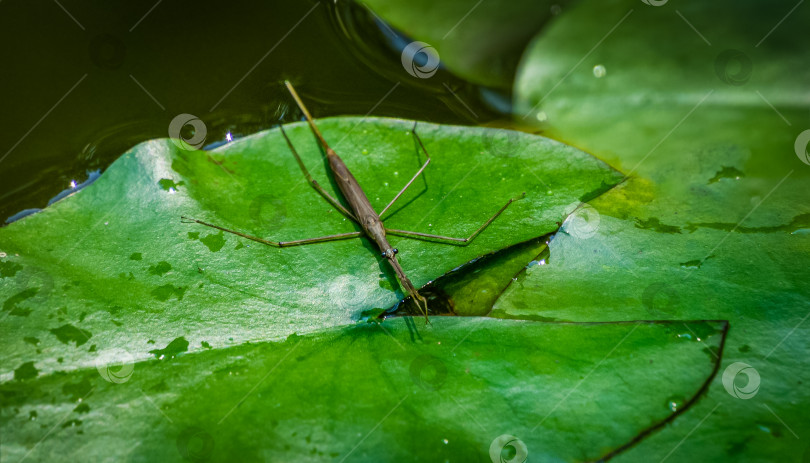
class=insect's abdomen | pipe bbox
[327,153,372,214]
[327,152,387,246]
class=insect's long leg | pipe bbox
[284,80,332,152]
[181,216,361,247]
[379,122,431,218]
[384,192,525,245]
[278,125,357,222]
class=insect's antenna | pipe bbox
[284,80,332,152]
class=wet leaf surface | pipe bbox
[510,0,810,460]
[0,317,724,462]
[0,117,619,377]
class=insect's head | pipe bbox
[381,248,399,259]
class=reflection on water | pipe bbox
[0,0,504,224]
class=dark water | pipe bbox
[0,0,506,223]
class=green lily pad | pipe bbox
[0,317,725,462]
[511,0,810,460]
[0,117,621,380]
[360,0,571,88]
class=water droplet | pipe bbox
[536,111,548,122]
[394,171,399,176]
[443,439,449,444]
[384,182,389,187]
[428,223,432,227]
[225,131,233,142]
[667,396,684,412]
[757,423,772,434]
[593,64,606,78]
[362,149,369,155]
[70,180,77,189]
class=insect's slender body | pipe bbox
[183,80,521,323]
[329,150,426,315]
[283,82,429,316]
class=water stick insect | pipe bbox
[182,81,522,322]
